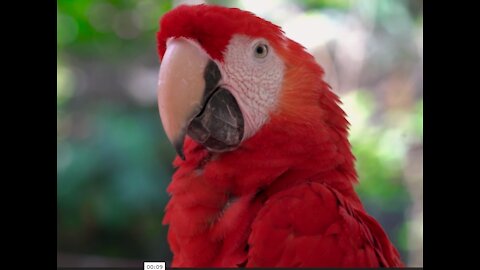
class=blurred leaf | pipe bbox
[299,0,352,10]
[57,12,79,47]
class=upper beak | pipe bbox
[157,38,244,160]
[157,38,211,159]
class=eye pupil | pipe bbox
[254,43,268,58]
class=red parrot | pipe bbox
[156,4,404,268]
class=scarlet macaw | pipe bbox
[156,4,403,268]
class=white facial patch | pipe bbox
[220,35,285,140]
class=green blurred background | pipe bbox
[57,0,423,267]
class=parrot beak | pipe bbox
[157,38,244,160]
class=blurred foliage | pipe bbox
[57,0,422,265]
[300,0,351,10]
[57,105,176,258]
[58,0,172,58]
[342,90,422,252]
[57,0,176,259]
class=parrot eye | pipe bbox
[254,43,269,58]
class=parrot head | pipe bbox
[157,4,352,176]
